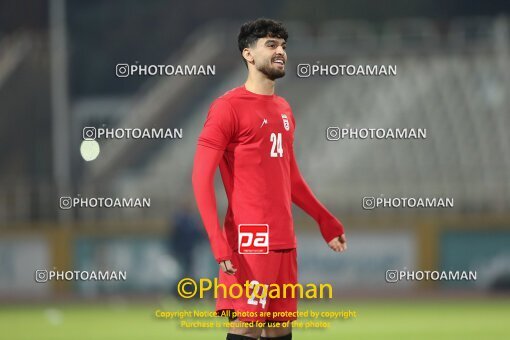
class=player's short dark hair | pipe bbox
[238,18,288,66]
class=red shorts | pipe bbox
[216,249,298,322]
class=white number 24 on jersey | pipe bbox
[270,133,283,157]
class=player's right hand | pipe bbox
[219,260,237,275]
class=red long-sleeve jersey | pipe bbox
[193,85,344,262]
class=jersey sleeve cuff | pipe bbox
[319,216,345,243]
[215,254,232,263]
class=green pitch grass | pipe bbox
[1,299,508,339]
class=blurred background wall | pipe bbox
[0,0,509,300]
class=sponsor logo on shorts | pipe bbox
[238,224,269,254]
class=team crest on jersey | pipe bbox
[281,114,290,131]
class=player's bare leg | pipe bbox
[227,325,262,339]
[227,322,291,339]
[261,322,292,339]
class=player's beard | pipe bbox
[256,59,285,80]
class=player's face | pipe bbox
[252,37,287,80]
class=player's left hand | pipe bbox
[328,234,347,252]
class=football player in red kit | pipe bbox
[192,18,347,340]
